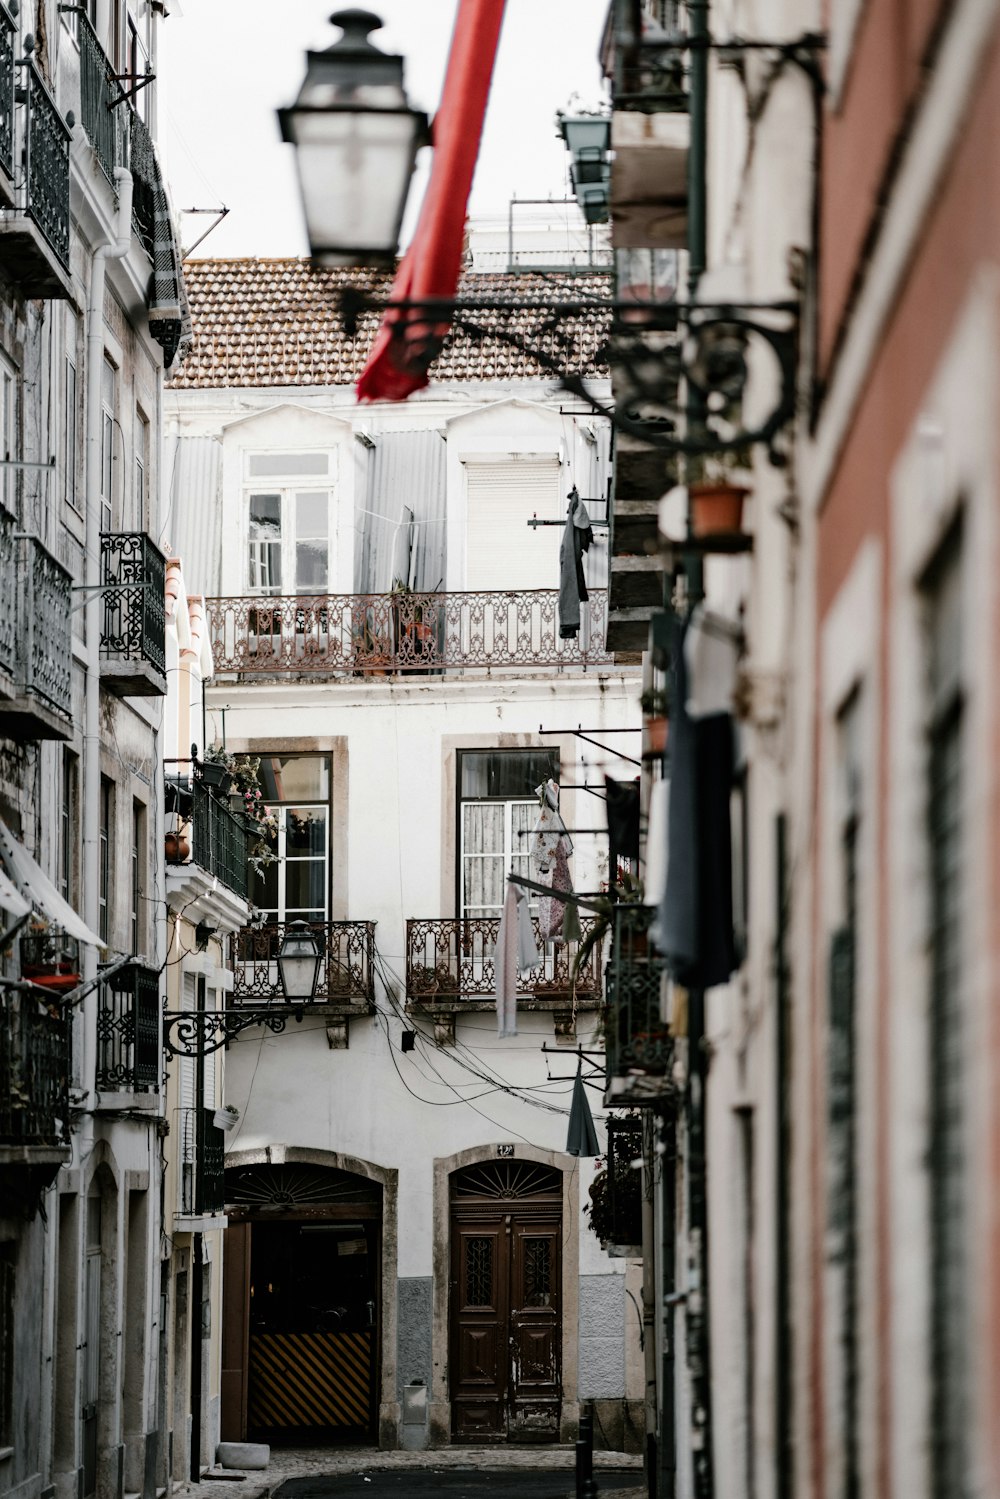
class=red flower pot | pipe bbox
[689,481,749,538]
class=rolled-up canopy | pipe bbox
[0,819,103,948]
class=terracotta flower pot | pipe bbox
[689,480,749,538]
[165,830,190,863]
[646,716,668,755]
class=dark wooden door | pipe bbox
[450,1203,562,1442]
[508,1218,561,1439]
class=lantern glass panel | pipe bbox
[286,107,423,264]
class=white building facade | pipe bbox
[164,257,646,1452]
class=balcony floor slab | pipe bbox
[100,658,167,698]
[0,216,73,298]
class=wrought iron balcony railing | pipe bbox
[0,991,70,1147]
[207,589,611,677]
[176,1106,226,1217]
[11,533,72,728]
[405,916,603,1005]
[77,11,125,185]
[602,1115,644,1247]
[606,904,672,1089]
[230,920,376,1009]
[96,961,160,1094]
[164,763,251,903]
[0,4,15,186]
[100,532,167,693]
[0,503,15,684]
[20,60,71,267]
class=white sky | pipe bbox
[157,1,611,260]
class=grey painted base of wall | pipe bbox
[379,1404,401,1450]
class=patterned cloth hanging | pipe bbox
[130,113,192,369]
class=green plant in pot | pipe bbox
[572,869,645,983]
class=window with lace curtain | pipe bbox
[457,749,559,920]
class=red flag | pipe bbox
[357,0,507,402]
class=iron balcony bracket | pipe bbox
[340,289,800,464]
[163,1005,309,1057]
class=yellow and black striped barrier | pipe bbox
[248,1330,371,1430]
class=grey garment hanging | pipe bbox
[558,488,594,639]
[566,1066,600,1157]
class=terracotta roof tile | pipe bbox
[168,258,611,390]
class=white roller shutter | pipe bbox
[464,459,563,590]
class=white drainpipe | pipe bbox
[81,168,133,1105]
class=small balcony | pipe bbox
[602,0,690,114]
[175,1106,226,1219]
[0,990,70,1167]
[95,961,160,1098]
[77,11,126,188]
[207,589,611,679]
[0,531,73,740]
[0,17,72,300]
[605,904,673,1104]
[405,915,604,1044]
[100,532,167,697]
[231,920,376,1011]
[164,763,251,924]
[601,0,689,250]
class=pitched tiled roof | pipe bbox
[167,258,612,390]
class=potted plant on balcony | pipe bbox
[20,925,81,992]
[224,754,278,875]
[583,1152,642,1256]
[571,869,645,983]
[686,446,752,539]
[200,742,234,794]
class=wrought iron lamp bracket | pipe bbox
[162,1005,306,1057]
[340,289,799,465]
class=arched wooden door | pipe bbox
[222,1163,382,1445]
[449,1160,562,1442]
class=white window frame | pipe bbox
[459,798,537,921]
[244,450,333,597]
[100,356,117,534]
[0,349,18,518]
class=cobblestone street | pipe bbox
[178,1447,643,1499]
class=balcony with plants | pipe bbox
[100,531,167,696]
[228,917,377,1049]
[405,914,604,1045]
[206,585,612,680]
[604,902,673,1104]
[584,1114,644,1255]
[0,526,73,740]
[0,5,72,298]
[164,752,254,928]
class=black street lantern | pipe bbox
[276,921,323,1004]
[278,8,429,267]
[556,112,611,225]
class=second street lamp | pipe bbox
[276,921,324,1004]
[278,8,429,267]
